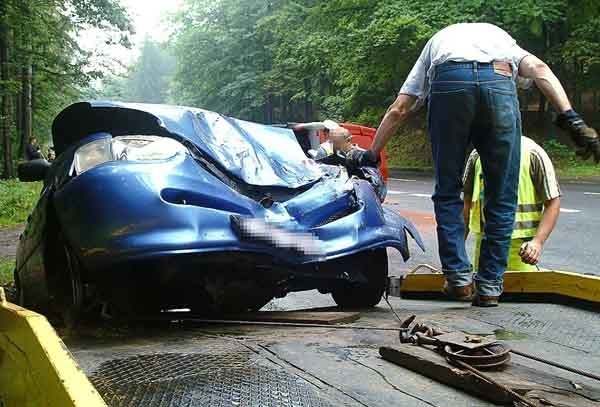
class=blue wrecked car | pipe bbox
[15,101,424,319]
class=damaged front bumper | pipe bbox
[52,153,424,274]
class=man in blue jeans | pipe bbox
[346,23,598,306]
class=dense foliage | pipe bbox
[2,0,600,179]
[169,0,600,127]
[0,0,132,178]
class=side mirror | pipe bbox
[18,159,51,182]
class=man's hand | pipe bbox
[555,110,600,163]
[345,149,380,169]
[519,239,543,265]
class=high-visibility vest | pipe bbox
[469,140,542,239]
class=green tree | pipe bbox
[169,0,600,125]
[125,38,175,103]
[96,38,175,103]
[0,0,133,178]
[171,0,282,121]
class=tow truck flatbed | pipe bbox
[71,295,600,406]
[4,285,598,407]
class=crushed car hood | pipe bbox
[52,101,322,188]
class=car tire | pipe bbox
[61,243,85,327]
[14,268,25,306]
[331,248,388,308]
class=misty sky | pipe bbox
[78,0,183,74]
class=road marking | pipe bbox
[389,178,417,182]
[386,191,431,197]
[560,208,581,213]
[584,192,600,196]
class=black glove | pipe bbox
[555,110,600,163]
[345,149,380,169]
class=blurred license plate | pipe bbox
[230,215,323,256]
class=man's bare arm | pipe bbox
[519,55,599,163]
[518,55,571,113]
[537,197,560,244]
[370,94,417,155]
[519,197,560,265]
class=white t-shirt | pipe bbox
[400,23,531,110]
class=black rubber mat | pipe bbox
[469,303,600,354]
[89,341,332,407]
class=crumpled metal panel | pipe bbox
[193,111,322,188]
[52,101,322,188]
[89,342,332,407]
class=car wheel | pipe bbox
[61,242,85,327]
[331,248,388,309]
[14,269,25,306]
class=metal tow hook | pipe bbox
[395,315,536,407]
[398,314,446,345]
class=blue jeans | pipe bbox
[428,61,521,296]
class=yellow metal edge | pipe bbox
[0,288,107,407]
[400,270,600,304]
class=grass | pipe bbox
[385,125,433,169]
[0,179,42,228]
[541,139,600,180]
[385,130,600,180]
[0,256,14,285]
[554,162,600,179]
[0,179,41,287]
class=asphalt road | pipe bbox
[2,173,597,311]
[383,175,600,276]
[268,174,600,311]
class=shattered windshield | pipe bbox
[191,110,322,188]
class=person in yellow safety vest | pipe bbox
[463,136,561,271]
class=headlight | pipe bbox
[73,136,187,174]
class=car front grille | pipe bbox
[314,206,356,227]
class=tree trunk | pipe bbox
[19,0,32,158]
[31,64,35,133]
[1,11,13,178]
[319,75,327,118]
[303,79,311,121]
[576,62,583,112]
[571,63,580,113]
[15,86,22,157]
[280,95,285,123]
[21,63,32,153]
[264,94,273,124]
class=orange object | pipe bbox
[319,123,389,182]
